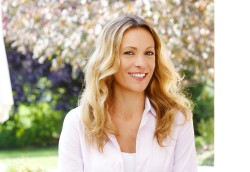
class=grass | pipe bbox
[0,147,58,172]
[0,145,214,171]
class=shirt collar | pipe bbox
[145,97,156,117]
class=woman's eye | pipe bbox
[145,51,155,56]
[124,51,134,55]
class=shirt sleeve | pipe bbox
[58,109,84,172]
[173,113,197,172]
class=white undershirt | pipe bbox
[121,152,136,172]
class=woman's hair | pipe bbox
[79,15,193,152]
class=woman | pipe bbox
[58,15,197,172]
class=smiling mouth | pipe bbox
[129,73,147,79]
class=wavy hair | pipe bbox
[79,15,193,151]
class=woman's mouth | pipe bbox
[128,73,147,79]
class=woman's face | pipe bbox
[114,27,156,94]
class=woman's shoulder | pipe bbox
[174,110,192,127]
[63,106,83,127]
[170,110,194,142]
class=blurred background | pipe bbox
[0,0,214,171]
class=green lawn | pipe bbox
[0,147,58,172]
[0,145,213,171]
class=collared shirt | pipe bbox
[121,152,136,172]
[58,98,197,172]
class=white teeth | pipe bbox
[129,73,146,78]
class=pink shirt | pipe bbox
[58,98,197,172]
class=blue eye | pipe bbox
[145,51,155,56]
[124,51,134,55]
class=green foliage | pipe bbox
[0,76,66,148]
[195,118,214,148]
[196,117,214,166]
[0,102,64,149]
[186,79,214,131]
[181,68,214,141]
[1,48,82,149]
[191,81,214,165]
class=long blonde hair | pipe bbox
[79,15,193,151]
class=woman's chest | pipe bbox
[81,137,176,172]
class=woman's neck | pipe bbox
[109,90,146,121]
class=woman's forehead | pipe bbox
[120,27,155,48]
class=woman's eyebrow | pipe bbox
[122,46,137,50]
[122,46,155,49]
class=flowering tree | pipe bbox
[2,0,214,82]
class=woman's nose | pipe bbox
[134,55,146,68]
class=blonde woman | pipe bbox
[58,15,197,172]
